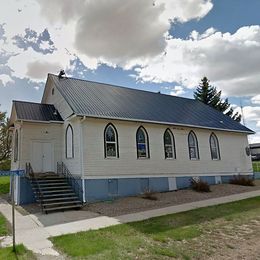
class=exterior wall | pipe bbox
[11,122,62,172]
[82,118,253,179]
[43,78,73,119]
[62,119,82,176]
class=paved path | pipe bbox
[0,190,260,256]
[0,198,59,256]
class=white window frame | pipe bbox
[14,130,18,162]
[104,124,118,158]
[136,126,149,159]
[164,129,176,159]
[188,131,199,160]
[210,133,220,160]
[65,125,74,159]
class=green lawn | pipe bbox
[0,176,10,195]
[253,161,260,172]
[0,245,35,260]
[52,196,260,259]
[0,212,9,236]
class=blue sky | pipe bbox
[0,0,260,142]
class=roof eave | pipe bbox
[75,114,254,134]
[16,119,64,124]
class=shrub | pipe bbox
[0,160,11,171]
[142,189,158,200]
[229,175,254,186]
[190,178,211,192]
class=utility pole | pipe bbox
[11,174,16,252]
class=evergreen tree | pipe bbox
[194,77,241,122]
[0,108,11,163]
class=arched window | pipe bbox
[104,124,118,158]
[164,129,176,159]
[188,131,199,160]
[66,125,74,158]
[210,133,220,160]
[136,126,149,158]
[14,130,18,162]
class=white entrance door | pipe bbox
[32,142,53,172]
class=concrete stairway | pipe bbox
[30,173,83,214]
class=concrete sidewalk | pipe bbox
[0,189,259,256]
[45,189,260,237]
[0,198,59,256]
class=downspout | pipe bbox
[80,116,87,202]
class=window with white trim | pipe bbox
[104,124,118,158]
[14,130,18,162]
[66,125,74,158]
[188,131,199,160]
[210,133,220,160]
[136,127,149,158]
[164,129,176,159]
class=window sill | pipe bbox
[105,157,119,160]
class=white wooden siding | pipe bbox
[81,118,253,178]
[43,79,73,119]
[62,119,82,176]
[13,122,62,172]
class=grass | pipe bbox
[0,244,35,260]
[0,176,10,194]
[0,212,9,235]
[52,196,260,259]
[253,161,260,172]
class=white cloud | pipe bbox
[136,25,260,97]
[35,0,213,68]
[157,0,213,23]
[170,86,186,96]
[0,74,14,86]
[26,60,62,79]
[252,95,260,105]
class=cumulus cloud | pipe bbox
[36,0,213,67]
[136,25,260,96]
[156,0,213,23]
[252,95,260,105]
[0,74,14,86]
[169,86,186,96]
[13,28,56,54]
[26,60,61,79]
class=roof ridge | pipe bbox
[48,73,195,102]
[13,100,54,106]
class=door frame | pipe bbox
[30,140,54,172]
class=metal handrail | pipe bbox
[25,163,44,212]
[57,162,84,203]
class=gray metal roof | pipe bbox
[49,74,254,134]
[14,101,63,122]
[250,143,260,148]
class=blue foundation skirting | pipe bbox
[17,174,254,205]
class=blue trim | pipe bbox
[176,177,191,189]
[18,177,36,204]
[254,172,260,179]
[200,176,216,185]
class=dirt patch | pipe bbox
[85,181,260,217]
